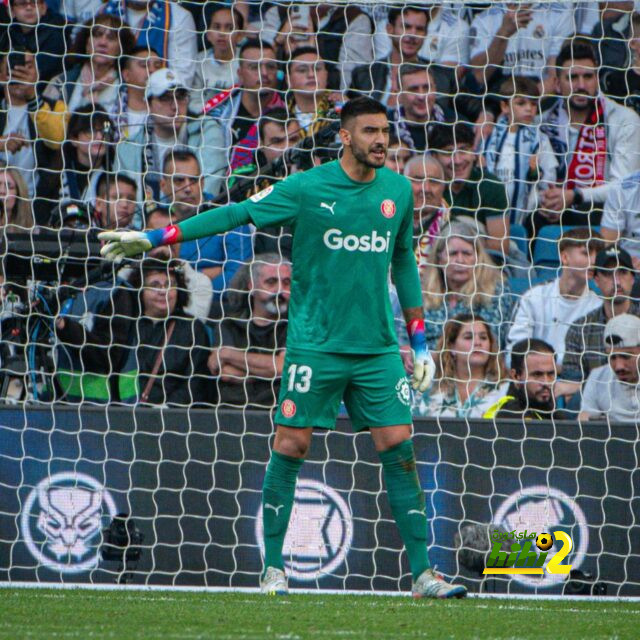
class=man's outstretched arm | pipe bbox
[100,176,303,261]
[99,203,252,261]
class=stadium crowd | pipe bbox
[2,0,640,421]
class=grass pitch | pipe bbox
[1,588,637,640]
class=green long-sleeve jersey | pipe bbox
[178,160,421,355]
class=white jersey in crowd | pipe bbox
[190,53,240,113]
[126,4,198,87]
[581,364,640,423]
[470,3,573,79]
[601,171,640,260]
[507,278,601,365]
[369,5,469,65]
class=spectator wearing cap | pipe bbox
[483,338,569,420]
[100,0,198,87]
[158,149,253,299]
[115,68,225,207]
[507,228,603,366]
[564,246,640,382]
[579,314,640,422]
[58,200,91,230]
[0,0,68,84]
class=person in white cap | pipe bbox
[579,313,640,422]
[115,68,225,224]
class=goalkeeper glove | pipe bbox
[98,226,180,261]
[407,318,435,393]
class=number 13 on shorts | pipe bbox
[287,364,313,393]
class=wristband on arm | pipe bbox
[145,224,182,248]
[406,318,427,355]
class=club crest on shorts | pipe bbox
[281,399,296,418]
[380,199,396,218]
[395,377,411,406]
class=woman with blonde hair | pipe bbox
[413,313,507,418]
[0,164,33,230]
[420,221,513,349]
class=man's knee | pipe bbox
[273,426,312,458]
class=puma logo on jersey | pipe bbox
[320,201,337,215]
[264,503,284,516]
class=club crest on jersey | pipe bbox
[281,399,296,418]
[250,185,274,203]
[380,199,396,218]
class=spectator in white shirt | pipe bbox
[469,2,573,92]
[101,0,198,87]
[507,227,603,365]
[537,39,640,235]
[580,313,640,422]
[601,171,640,269]
[118,46,165,139]
[191,3,244,113]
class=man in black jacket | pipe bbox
[209,253,290,409]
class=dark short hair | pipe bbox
[96,172,138,199]
[259,107,289,139]
[556,37,599,70]
[238,38,274,59]
[498,76,541,100]
[388,6,428,27]
[67,106,114,139]
[398,62,432,88]
[121,45,164,72]
[558,227,602,254]
[162,148,201,174]
[288,46,320,62]
[340,96,387,127]
[510,339,555,377]
[208,2,245,31]
[429,122,475,151]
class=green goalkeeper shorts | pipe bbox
[274,347,413,430]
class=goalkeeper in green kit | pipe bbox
[100,97,467,599]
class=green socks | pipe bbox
[261,450,304,573]
[378,439,430,580]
